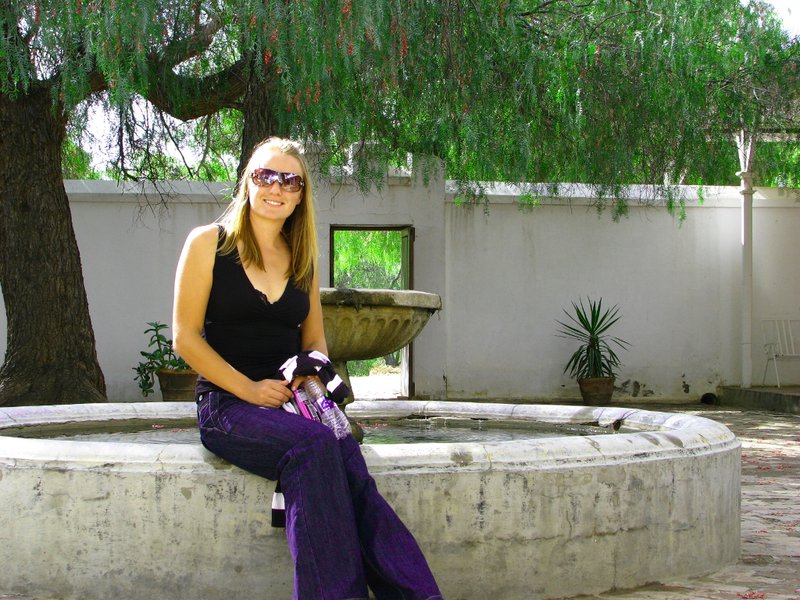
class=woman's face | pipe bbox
[246,150,305,223]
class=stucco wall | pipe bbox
[1,173,799,402]
[442,184,800,399]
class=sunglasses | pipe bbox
[250,167,305,192]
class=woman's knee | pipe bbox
[296,423,339,453]
[279,424,342,474]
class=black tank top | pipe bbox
[196,228,310,395]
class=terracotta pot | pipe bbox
[157,369,198,402]
[578,377,615,405]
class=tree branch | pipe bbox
[145,58,248,121]
[155,13,225,67]
[157,107,196,177]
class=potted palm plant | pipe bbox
[134,321,197,401]
[556,298,629,405]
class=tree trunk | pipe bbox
[0,87,106,405]
[237,63,288,177]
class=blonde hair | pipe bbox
[217,137,318,292]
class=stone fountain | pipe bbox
[319,287,442,404]
[0,401,740,600]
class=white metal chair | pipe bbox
[761,318,800,388]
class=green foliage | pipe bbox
[190,108,241,181]
[333,229,404,375]
[62,138,101,179]
[755,142,800,187]
[133,321,191,396]
[344,358,378,378]
[2,0,799,202]
[517,191,541,213]
[556,298,630,380]
[333,230,403,290]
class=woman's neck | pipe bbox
[250,214,287,251]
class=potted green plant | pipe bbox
[556,298,629,405]
[134,321,196,401]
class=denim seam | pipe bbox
[282,441,330,600]
[347,450,410,600]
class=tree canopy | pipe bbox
[43,2,800,203]
[8,0,797,197]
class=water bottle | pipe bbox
[302,378,351,439]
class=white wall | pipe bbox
[1,174,799,402]
[65,180,229,402]
[441,184,800,400]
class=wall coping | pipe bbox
[63,174,415,204]
[65,179,800,209]
[64,179,233,204]
[446,182,800,208]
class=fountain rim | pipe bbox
[320,287,442,311]
[0,401,738,474]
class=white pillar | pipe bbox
[738,169,754,388]
[736,130,756,388]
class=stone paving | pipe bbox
[1,392,798,600]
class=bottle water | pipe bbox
[302,378,351,439]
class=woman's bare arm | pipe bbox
[172,224,292,407]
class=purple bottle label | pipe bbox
[317,397,335,412]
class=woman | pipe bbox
[173,137,442,600]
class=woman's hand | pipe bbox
[243,379,294,407]
[290,374,324,392]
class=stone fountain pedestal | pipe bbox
[320,288,442,405]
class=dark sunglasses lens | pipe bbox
[251,168,303,191]
[252,168,277,186]
[282,174,303,191]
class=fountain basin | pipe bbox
[0,401,740,600]
[320,288,441,361]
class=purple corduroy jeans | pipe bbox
[197,391,443,600]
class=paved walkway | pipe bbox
[2,395,798,600]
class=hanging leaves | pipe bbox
[1,0,797,201]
